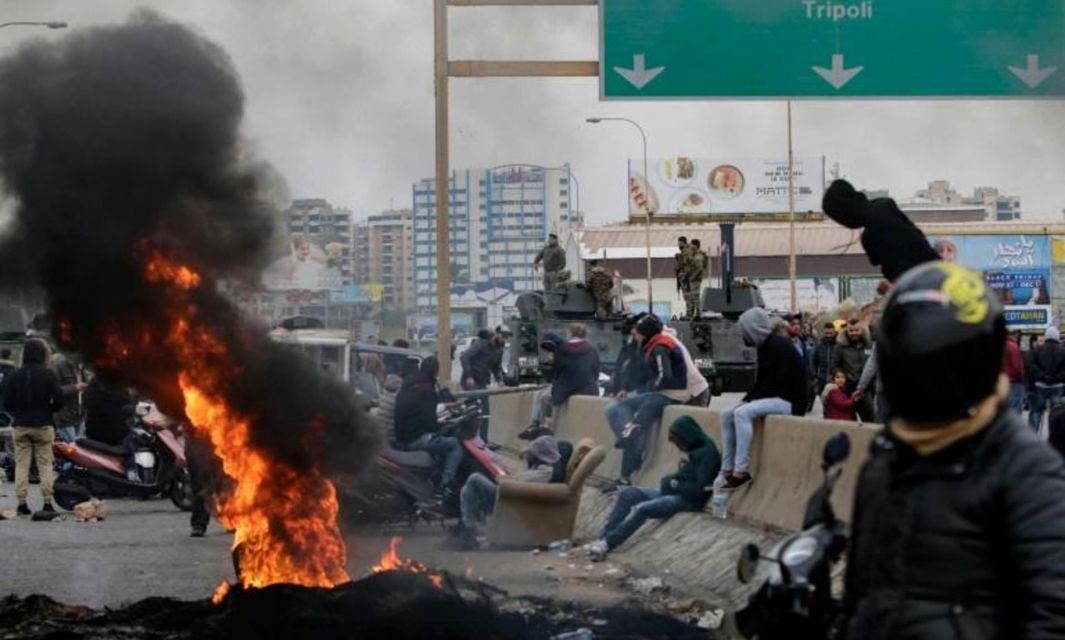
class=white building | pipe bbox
[411,165,583,310]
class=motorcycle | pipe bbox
[727,431,852,640]
[51,402,194,512]
[341,396,505,526]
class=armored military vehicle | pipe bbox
[670,285,763,394]
[507,285,626,383]
[507,282,762,395]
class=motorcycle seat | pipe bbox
[380,447,435,470]
[76,438,129,457]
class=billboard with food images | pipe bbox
[627,157,824,218]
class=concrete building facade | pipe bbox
[411,165,582,309]
[354,209,415,311]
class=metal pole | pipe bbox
[434,0,453,380]
[787,101,797,311]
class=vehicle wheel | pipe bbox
[54,474,91,511]
[170,468,195,512]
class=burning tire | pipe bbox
[169,468,194,512]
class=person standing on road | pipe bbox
[719,308,806,490]
[585,260,614,318]
[1026,326,1065,431]
[460,327,509,439]
[4,339,62,517]
[841,261,1065,639]
[833,318,874,421]
[586,416,720,561]
[811,322,838,407]
[51,352,87,443]
[533,233,566,291]
[186,434,220,538]
[674,236,691,311]
[822,369,857,421]
[785,313,812,414]
[1003,331,1026,414]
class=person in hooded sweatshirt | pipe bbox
[448,434,561,550]
[520,323,601,440]
[586,416,720,561]
[841,261,1065,639]
[604,314,690,492]
[4,339,63,516]
[376,373,404,444]
[394,356,464,494]
[821,179,939,283]
[720,307,806,490]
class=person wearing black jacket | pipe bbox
[719,307,805,490]
[1026,326,1065,431]
[394,356,463,492]
[607,315,651,395]
[4,339,62,516]
[460,327,510,439]
[822,179,940,282]
[842,261,1065,640]
[520,323,601,440]
[810,322,838,403]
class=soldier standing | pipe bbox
[684,239,709,319]
[674,236,691,306]
[534,233,566,291]
[585,260,614,318]
[555,269,574,292]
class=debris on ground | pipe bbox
[73,499,108,522]
[628,576,668,596]
[696,608,725,630]
[0,509,16,520]
[0,570,711,639]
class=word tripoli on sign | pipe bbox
[803,0,874,21]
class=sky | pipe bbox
[2,1,1063,224]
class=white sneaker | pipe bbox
[585,539,609,561]
[620,422,639,440]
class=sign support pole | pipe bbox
[434,0,452,379]
[787,101,797,311]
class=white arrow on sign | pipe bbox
[1009,54,1057,89]
[614,54,665,90]
[812,54,863,90]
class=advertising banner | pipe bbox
[628,157,824,218]
[751,277,840,313]
[1003,306,1053,331]
[928,235,1051,307]
[262,233,347,292]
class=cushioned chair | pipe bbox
[486,437,606,548]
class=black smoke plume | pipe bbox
[0,12,376,478]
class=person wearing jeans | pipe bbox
[1027,327,1065,432]
[721,308,807,490]
[605,314,689,491]
[395,356,464,492]
[587,417,720,560]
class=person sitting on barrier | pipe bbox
[447,435,561,550]
[663,325,711,407]
[394,356,464,498]
[719,307,806,491]
[519,323,600,440]
[604,314,690,493]
[822,369,857,421]
[586,416,720,562]
[606,314,650,397]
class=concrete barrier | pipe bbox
[489,390,538,451]
[552,396,620,479]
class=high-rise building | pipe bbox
[282,198,356,286]
[411,165,582,309]
[353,209,414,310]
[914,180,1021,222]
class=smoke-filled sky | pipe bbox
[2,1,1063,222]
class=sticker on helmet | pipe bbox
[938,263,988,324]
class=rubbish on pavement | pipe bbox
[628,576,667,595]
[73,499,108,522]
[548,539,572,552]
[550,628,594,640]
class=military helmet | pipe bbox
[878,261,1005,423]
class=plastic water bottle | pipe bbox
[710,489,729,519]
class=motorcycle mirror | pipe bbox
[822,432,851,469]
[736,543,760,584]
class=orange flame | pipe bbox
[143,251,350,593]
[371,536,444,589]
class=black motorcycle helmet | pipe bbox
[879,262,1006,423]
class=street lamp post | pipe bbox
[586,117,653,310]
[0,21,67,30]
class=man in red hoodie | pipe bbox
[1004,331,1025,414]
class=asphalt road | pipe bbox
[0,487,655,610]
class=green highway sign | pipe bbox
[601,0,1065,99]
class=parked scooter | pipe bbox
[51,402,194,512]
[341,396,504,525]
[727,432,852,640]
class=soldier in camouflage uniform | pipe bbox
[683,239,709,319]
[555,269,574,292]
[585,259,614,318]
[675,237,691,310]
